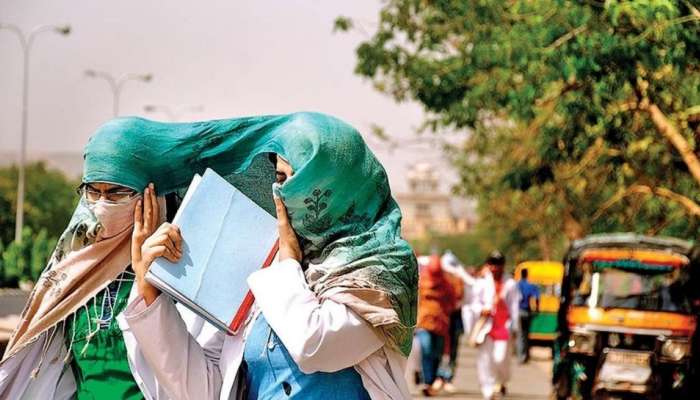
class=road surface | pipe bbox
[410,343,553,399]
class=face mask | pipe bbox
[88,196,142,239]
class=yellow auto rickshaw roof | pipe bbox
[515,261,564,285]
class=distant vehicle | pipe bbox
[514,261,563,347]
[552,233,699,400]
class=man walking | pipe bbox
[516,268,540,363]
[475,251,519,400]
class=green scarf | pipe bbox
[83,112,417,355]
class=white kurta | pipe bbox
[462,270,496,342]
[475,276,519,400]
[0,259,411,400]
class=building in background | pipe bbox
[395,162,474,240]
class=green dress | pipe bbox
[65,272,143,400]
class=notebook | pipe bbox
[146,168,279,334]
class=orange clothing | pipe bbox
[416,256,461,337]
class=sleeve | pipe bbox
[123,294,224,400]
[247,259,385,374]
[461,269,476,287]
[453,275,465,307]
[507,281,521,332]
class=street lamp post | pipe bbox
[143,104,204,121]
[85,70,153,117]
[0,23,71,243]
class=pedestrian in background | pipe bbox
[475,251,519,400]
[436,250,468,393]
[415,254,459,396]
[516,268,540,364]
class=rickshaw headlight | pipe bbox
[568,331,597,355]
[660,339,689,362]
[608,333,621,348]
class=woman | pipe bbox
[1,112,417,399]
[414,254,460,396]
[0,178,152,399]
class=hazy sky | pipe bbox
[0,0,458,193]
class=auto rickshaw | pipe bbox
[552,233,699,400]
[514,261,564,346]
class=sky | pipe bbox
[0,0,460,195]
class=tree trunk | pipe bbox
[563,211,585,241]
[538,234,552,260]
[644,103,700,185]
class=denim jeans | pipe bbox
[437,311,463,382]
[415,329,445,385]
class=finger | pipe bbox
[149,183,160,226]
[153,233,180,256]
[150,245,180,263]
[143,186,153,233]
[162,248,181,263]
[153,222,182,252]
[148,245,168,260]
[133,199,143,231]
[131,199,144,258]
[165,224,183,252]
[274,196,289,225]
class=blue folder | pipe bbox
[146,168,278,334]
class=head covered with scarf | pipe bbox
[5,112,418,360]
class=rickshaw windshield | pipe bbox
[571,260,691,313]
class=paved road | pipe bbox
[409,343,553,399]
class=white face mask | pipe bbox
[88,196,142,239]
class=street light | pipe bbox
[84,70,153,117]
[143,104,204,121]
[0,23,71,243]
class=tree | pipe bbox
[0,162,74,287]
[337,0,700,258]
[0,162,78,244]
[2,227,32,286]
[0,227,56,287]
[30,228,54,282]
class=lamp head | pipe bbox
[55,25,71,35]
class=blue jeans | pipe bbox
[437,311,463,382]
[416,329,445,385]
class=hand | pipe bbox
[274,196,302,262]
[481,309,492,317]
[132,183,183,305]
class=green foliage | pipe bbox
[333,16,354,32]
[30,229,54,282]
[342,0,700,258]
[0,162,74,286]
[2,228,31,286]
[0,227,56,287]
[0,162,78,245]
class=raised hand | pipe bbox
[132,183,183,305]
[274,196,302,262]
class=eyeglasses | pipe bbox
[76,184,138,203]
